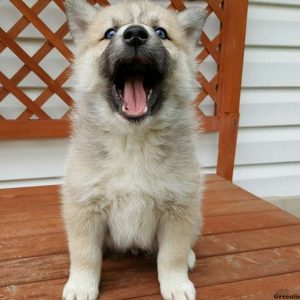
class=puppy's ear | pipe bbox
[178,7,208,45]
[65,0,99,42]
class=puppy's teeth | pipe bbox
[122,105,127,112]
[143,106,148,114]
[147,90,152,100]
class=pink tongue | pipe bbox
[123,77,147,116]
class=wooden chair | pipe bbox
[1,1,300,299]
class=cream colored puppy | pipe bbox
[63,1,206,299]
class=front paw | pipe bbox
[63,275,99,300]
[160,274,196,300]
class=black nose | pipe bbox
[123,26,149,47]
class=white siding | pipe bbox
[235,0,300,196]
[0,0,300,198]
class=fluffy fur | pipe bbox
[62,1,207,299]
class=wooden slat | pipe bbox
[198,115,219,132]
[2,272,300,300]
[0,253,69,287]
[203,174,223,182]
[0,193,59,207]
[217,112,240,180]
[203,188,258,202]
[195,245,300,286]
[0,0,50,52]
[0,185,59,199]
[197,224,300,257]
[0,72,51,120]
[0,174,221,198]
[0,22,70,103]
[139,272,300,300]
[0,254,156,288]
[0,232,67,262]
[3,207,297,243]
[96,245,300,298]
[0,29,73,107]
[0,278,65,300]
[0,202,60,223]
[194,74,219,133]
[195,75,218,103]
[206,0,225,22]
[200,32,220,64]
[1,201,298,241]
[0,180,272,225]
[198,34,221,63]
[1,179,298,241]
[18,67,71,120]
[52,0,66,11]
[0,120,70,139]
[11,0,72,62]
[0,174,225,200]
[203,198,277,217]
[2,245,300,298]
[3,222,300,264]
[197,272,300,300]
[0,217,64,240]
[197,73,218,104]
[0,195,275,225]
[216,0,248,180]
[205,179,244,191]
[203,210,300,235]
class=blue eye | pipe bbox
[104,28,117,39]
[155,28,168,40]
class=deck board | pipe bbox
[139,273,300,300]
[203,210,300,235]
[0,175,300,299]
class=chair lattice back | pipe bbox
[0,0,248,180]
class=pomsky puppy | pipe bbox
[63,0,207,299]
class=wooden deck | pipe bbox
[1,174,300,299]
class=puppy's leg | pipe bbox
[157,214,198,300]
[187,249,196,271]
[63,203,105,300]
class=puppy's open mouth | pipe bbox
[112,58,162,121]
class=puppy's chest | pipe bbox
[101,138,168,197]
[107,195,159,251]
[100,140,164,250]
